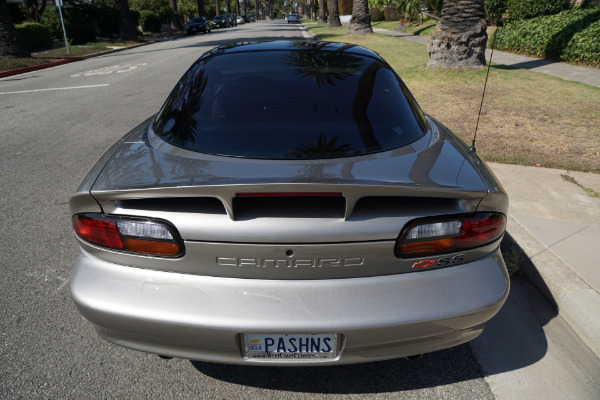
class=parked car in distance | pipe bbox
[212,15,229,28]
[186,16,211,35]
[225,14,237,26]
[69,40,509,366]
[287,12,300,23]
[246,13,255,22]
[236,15,245,24]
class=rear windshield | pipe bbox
[154,48,427,159]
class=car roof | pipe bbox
[200,40,381,59]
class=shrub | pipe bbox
[370,7,384,22]
[42,9,98,44]
[493,7,600,66]
[15,23,53,51]
[130,10,141,26]
[42,10,65,39]
[41,5,123,43]
[383,6,398,21]
[130,0,170,21]
[485,0,507,25]
[139,10,162,32]
[69,23,97,44]
[8,3,27,24]
[506,0,570,22]
[95,6,121,38]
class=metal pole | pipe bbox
[57,0,70,55]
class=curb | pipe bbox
[0,57,81,79]
[0,39,160,79]
[79,40,157,60]
[507,214,600,359]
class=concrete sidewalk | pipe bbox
[372,28,600,87]
[488,163,600,358]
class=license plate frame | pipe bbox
[243,333,340,361]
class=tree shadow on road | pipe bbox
[191,344,487,394]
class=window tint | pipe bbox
[154,48,427,159]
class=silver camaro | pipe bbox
[70,41,509,365]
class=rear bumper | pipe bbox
[70,248,509,365]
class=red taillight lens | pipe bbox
[456,213,506,250]
[395,213,506,258]
[72,214,184,257]
[73,215,124,249]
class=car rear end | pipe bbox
[69,42,509,365]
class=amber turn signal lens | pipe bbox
[122,238,181,256]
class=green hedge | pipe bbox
[506,0,569,22]
[138,10,161,33]
[493,7,600,66]
[42,5,125,43]
[370,7,384,22]
[15,23,53,51]
[485,0,507,25]
[43,11,97,45]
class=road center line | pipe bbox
[0,84,110,95]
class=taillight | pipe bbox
[72,214,184,257]
[395,213,506,258]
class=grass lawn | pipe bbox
[310,24,600,173]
[399,20,438,36]
[0,41,139,72]
[371,21,402,30]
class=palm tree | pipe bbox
[197,0,206,17]
[282,49,364,87]
[328,0,341,28]
[348,0,372,35]
[0,0,31,57]
[427,0,487,68]
[290,134,354,159]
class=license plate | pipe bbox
[243,333,339,361]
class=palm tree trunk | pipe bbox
[0,0,31,57]
[197,0,205,17]
[328,0,341,27]
[170,0,184,30]
[348,0,372,35]
[119,0,139,41]
[317,0,326,23]
[215,0,221,15]
[427,0,487,68]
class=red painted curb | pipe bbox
[0,57,83,79]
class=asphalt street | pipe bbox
[1,20,599,399]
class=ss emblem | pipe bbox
[437,254,465,266]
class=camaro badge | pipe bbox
[412,259,436,269]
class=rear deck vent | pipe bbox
[351,197,462,219]
[118,197,227,215]
[233,196,346,220]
